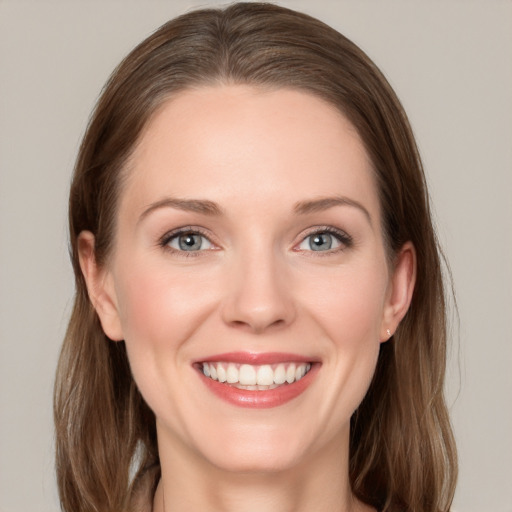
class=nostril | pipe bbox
[229,318,287,334]
[220,266,296,332]
[229,316,287,334]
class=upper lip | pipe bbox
[194,351,319,365]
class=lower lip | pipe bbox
[197,364,319,409]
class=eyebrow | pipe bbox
[293,196,372,225]
[138,195,372,225]
[138,197,223,223]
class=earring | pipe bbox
[386,329,392,338]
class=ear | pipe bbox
[380,241,416,342]
[77,231,124,341]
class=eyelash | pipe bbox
[296,226,353,254]
[159,226,216,258]
[158,225,353,256]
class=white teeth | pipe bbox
[273,364,286,385]
[239,364,257,385]
[233,383,280,390]
[216,363,227,383]
[256,365,274,386]
[286,364,296,384]
[295,364,306,381]
[201,361,312,388]
[226,363,238,383]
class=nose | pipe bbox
[221,250,296,334]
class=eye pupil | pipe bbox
[310,233,332,251]
[179,233,202,251]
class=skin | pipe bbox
[79,85,416,512]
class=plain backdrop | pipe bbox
[0,1,511,511]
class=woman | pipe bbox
[54,3,457,511]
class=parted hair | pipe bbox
[54,3,457,511]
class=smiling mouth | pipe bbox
[200,361,313,390]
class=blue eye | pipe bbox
[298,230,350,252]
[166,232,214,252]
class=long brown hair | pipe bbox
[54,3,457,511]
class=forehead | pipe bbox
[122,85,379,219]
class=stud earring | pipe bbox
[386,329,392,338]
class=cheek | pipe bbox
[114,260,215,344]
[304,262,388,344]
[300,263,387,417]
[111,259,225,430]
[111,259,222,400]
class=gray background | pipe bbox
[1,1,511,511]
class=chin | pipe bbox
[188,421,321,475]
[204,444,304,475]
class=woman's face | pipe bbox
[83,85,413,474]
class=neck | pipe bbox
[152,425,373,512]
